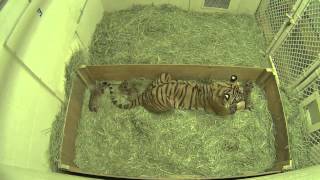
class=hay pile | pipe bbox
[49,4,312,178]
[89,4,267,66]
[74,84,275,177]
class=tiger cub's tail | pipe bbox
[104,81,142,109]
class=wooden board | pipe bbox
[79,64,265,83]
[60,74,86,168]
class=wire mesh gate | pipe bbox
[255,0,297,45]
[256,0,320,166]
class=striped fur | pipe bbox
[105,73,251,116]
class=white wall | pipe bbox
[0,0,103,173]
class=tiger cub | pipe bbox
[104,73,253,116]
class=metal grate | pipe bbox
[271,0,320,87]
[309,129,320,165]
[299,78,320,165]
[255,0,297,45]
[203,0,231,9]
[301,78,320,100]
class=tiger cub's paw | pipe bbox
[245,104,253,111]
[229,103,237,114]
[244,81,254,91]
[89,91,99,112]
[243,81,254,110]
[88,81,108,112]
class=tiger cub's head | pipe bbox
[214,75,250,115]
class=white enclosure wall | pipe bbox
[0,0,103,174]
[101,0,260,15]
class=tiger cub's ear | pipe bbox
[230,75,237,82]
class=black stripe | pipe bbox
[164,73,169,82]
[202,85,207,108]
[206,85,211,97]
[178,85,188,107]
[231,87,236,103]
[143,93,149,107]
[151,95,162,111]
[176,85,185,100]
[202,85,206,94]
[153,87,162,108]
[203,84,207,97]
[156,86,164,105]
[189,87,196,110]
[168,82,175,98]
[173,83,182,108]
[174,82,179,94]
[137,95,141,105]
[165,83,169,95]
[142,92,146,101]
[160,73,165,83]
[158,86,164,105]
[225,88,231,94]
[161,87,166,105]
[194,87,199,110]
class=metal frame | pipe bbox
[255,0,298,46]
[300,91,320,165]
[256,0,320,167]
[300,91,320,133]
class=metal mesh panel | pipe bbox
[255,0,297,45]
[203,0,231,9]
[301,78,320,100]
[271,0,320,87]
[309,129,320,165]
[300,78,320,165]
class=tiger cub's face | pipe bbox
[221,83,246,111]
[214,75,248,114]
